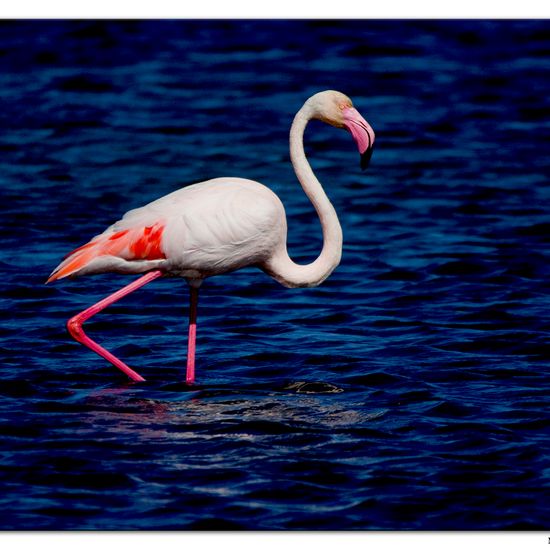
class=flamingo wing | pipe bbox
[46,221,167,283]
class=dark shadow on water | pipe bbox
[93,377,346,399]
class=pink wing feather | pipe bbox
[47,222,166,283]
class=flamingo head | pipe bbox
[305,90,375,170]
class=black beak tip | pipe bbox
[360,147,374,171]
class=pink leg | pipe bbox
[67,270,164,382]
[186,285,199,385]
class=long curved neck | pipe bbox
[266,106,343,288]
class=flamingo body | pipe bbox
[48,178,286,284]
[47,90,375,383]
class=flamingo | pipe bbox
[46,90,375,384]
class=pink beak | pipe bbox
[343,107,375,170]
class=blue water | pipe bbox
[0,20,549,530]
